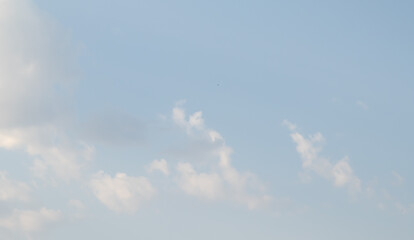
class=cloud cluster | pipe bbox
[172,106,272,209]
[284,122,414,214]
[284,120,361,195]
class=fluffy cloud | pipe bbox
[285,120,361,194]
[0,208,61,233]
[0,172,31,202]
[147,159,169,176]
[90,171,156,214]
[173,106,272,209]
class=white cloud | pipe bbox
[0,172,31,202]
[216,146,272,209]
[0,208,61,233]
[172,106,272,209]
[332,158,354,186]
[286,121,361,194]
[172,107,206,134]
[332,157,361,193]
[90,171,156,214]
[188,111,204,129]
[290,132,325,171]
[147,159,169,176]
[208,130,223,143]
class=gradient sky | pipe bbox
[0,0,413,239]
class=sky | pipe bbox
[0,0,413,239]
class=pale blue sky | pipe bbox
[0,0,413,239]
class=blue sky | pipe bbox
[0,0,413,239]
